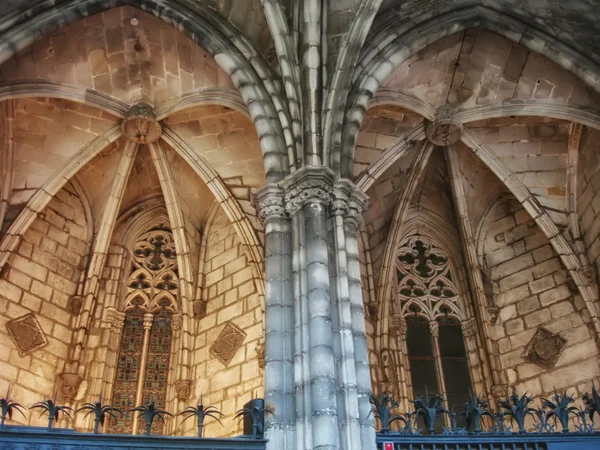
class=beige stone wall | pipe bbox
[382,29,600,108]
[470,117,571,227]
[480,196,599,399]
[0,182,89,423]
[0,6,232,105]
[577,128,600,276]
[189,208,263,437]
[354,106,423,178]
[6,98,115,230]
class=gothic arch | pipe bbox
[339,5,600,177]
[0,0,292,181]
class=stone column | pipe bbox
[254,185,294,450]
[334,181,376,450]
[283,167,340,450]
[132,312,153,435]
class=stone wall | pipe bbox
[0,182,89,423]
[190,208,263,437]
[0,6,233,105]
[480,196,599,399]
[381,29,600,109]
[577,128,600,277]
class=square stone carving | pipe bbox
[522,327,566,369]
[211,321,246,366]
[6,313,48,354]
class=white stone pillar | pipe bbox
[254,185,295,450]
[283,167,340,450]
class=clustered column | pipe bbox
[255,167,375,450]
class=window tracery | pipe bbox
[396,234,461,321]
[110,227,178,435]
[395,232,472,423]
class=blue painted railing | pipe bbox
[376,432,600,450]
[0,426,267,449]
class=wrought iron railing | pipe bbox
[0,426,267,449]
[372,388,600,450]
[376,432,600,450]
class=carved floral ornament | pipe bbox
[125,229,179,313]
[253,171,368,222]
[395,232,462,321]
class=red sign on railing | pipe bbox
[383,443,394,450]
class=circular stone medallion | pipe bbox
[426,118,463,146]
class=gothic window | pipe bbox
[110,229,178,435]
[396,233,472,418]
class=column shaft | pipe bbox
[344,215,376,450]
[256,187,295,450]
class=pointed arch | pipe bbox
[0,0,292,181]
[340,4,600,178]
[0,124,122,270]
[0,80,129,117]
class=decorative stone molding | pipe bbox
[171,313,182,331]
[59,373,82,401]
[143,313,154,330]
[252,184,286,224]
[389,314,406,335]
[461,318,477,337]
[256,339,265,370]
[102,308,126,329]
[121,103,162,144]
[69,295,83,315]
[193,299,207,319]
[6,313,48,354]
[174,380,192,401]
[367,301,378,318]
[487,305,500,325]
[281,166,336,215]
[332,179,369,226]
[581,265,596,285]
[523,327,567,369]
[380,381,394,394]
[428,320,439,337]
[210,321,246,366]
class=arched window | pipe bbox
[110,228,178,435]
[396,233,472,418]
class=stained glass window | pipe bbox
[110,227,178,435]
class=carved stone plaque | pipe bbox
[523,327,566,369]
[211,321,246,366]
[6,313,48,354]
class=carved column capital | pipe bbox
[102,307,125,329]
[390,314,407,335]
[171,313,182,331]
[428,320,439,337]
[461,317,477,337]
[252,184,287,224]
[143,313,154,330]
[59,373,82,401]
[175,380,192,400]
[332,178,368,229]
[281,166,336,215]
